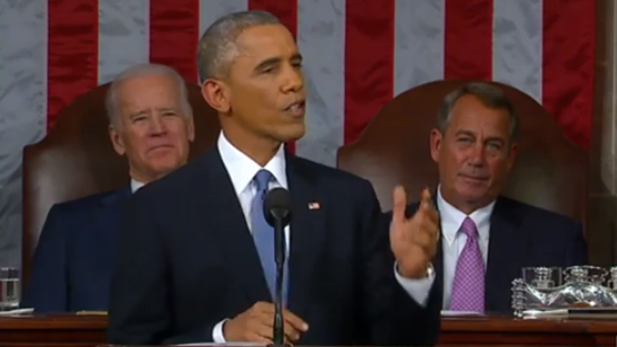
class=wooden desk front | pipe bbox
[1,314,617,346]
[0,314,106,347]
[439,316,617,346]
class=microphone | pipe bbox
[263,188,292,347]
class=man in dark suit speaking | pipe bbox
[108,10,441,346]
[388,82,588,314]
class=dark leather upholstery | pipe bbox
[22,82,220,288]
[337,80,588,227]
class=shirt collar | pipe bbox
[130,179,145,193]
[217,131,287,195]
[436,185,495,245]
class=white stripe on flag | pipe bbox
[199,0,248,35]
[198,0,249,81]
[0,0,48,267]
[98,0,150,85]
[394,0,445,96]
[492,0,543,102]
[296,0,346,167]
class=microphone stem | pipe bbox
[273,218,285,346]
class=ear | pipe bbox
[201,79,230,114]
[506,142,518,171]
[108,125,126,156]
[429,128,443,163]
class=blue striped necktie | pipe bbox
[251,169,289,304]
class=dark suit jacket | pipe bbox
[107,148,441,346]
[398,195,588,314]
[21,188,131,313]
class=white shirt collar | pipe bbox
[436,185,495,246]
[217,131,287,195]
[130,179,145,193]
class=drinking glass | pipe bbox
[0,268,20,310]
[522,267,562,289]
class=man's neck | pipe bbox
[438,187,492,215]
[222,128,281,167]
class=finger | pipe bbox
[283,321,302,342]
[426,207,439,224]
[246,331,273,345]
[392,185,408,224]
[252,318,275,340]
[256,311,303,343]
[253,301,274,316]
[283,309,309,332]
[420,188,433,206]
[418,215,439,239]
[415,201,439,226]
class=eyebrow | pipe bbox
[455,130,475,137]
[129,110,149,118]
[253,53,303,72]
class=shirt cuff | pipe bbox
[393,262,435,307]
[212,318,229,343]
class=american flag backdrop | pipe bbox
[0,0,595,266]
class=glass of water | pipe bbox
[522,267,562,289]
[0,268,20,310]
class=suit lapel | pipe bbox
[485,197,526,313]
[434,230,445,307]
[194,149,272,304]
[285,155,327,313]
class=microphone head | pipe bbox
[263,187,292,227]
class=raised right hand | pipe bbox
[223,301,309,344]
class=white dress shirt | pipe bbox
[212,131,433,342]
[130,179,145,193]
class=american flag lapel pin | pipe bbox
[308,202,320,210]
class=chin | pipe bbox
[455,186,487,202]
[278,127,305,142]
[150,160,182,175]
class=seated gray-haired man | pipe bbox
[384,82,588,315]
[21,63,195,313]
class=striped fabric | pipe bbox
[0,0,595,266]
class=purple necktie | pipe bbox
[450,217,485,312]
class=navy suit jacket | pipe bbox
[21,188,131,313]
[398,195,588,314]
[107,147,441,346]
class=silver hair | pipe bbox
[105,63,193,129]
[437,82,519,142]
[197,10,281,83]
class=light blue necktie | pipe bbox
[251,169,289,304]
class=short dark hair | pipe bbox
[197,10,281,83]
[437,82,519,142]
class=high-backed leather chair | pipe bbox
[22,82,220,288]
[337,80,588,227]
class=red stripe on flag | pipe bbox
[444,0,493,80]
[542,0,594,149]
[248,0,298,153]
[150,0,200,82]
[344,0,395,145]
[47,0,98,131]
[249,0,297,37]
